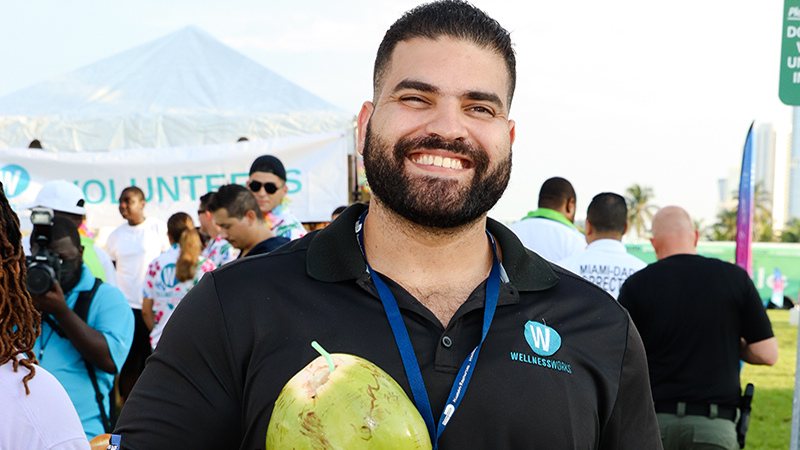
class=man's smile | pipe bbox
[409,151,471,170]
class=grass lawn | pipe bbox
[740,310,797,449]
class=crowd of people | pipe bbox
[0,2,781,449]
[1,151,320,448]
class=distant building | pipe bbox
[788,113,800,220]
[754,123,776,213]
[719,122,790,228]
[717,167,740,214]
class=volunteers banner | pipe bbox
[0,131,349,230]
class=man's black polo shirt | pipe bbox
[116,204,662,449]
[619,254,774,408]
[241,236,290,259]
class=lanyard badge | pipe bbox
[356,211,501,449]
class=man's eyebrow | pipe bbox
[392,79,506,111]
[391,79,441,95]
[463,90,505,110]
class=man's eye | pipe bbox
[401,95,427,104]
[468,105,495,116]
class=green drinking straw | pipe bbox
[311,341,335,373]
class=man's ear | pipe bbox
[584,220,593,236]
[357,102,375,156]
[624,222,629,235]
[508,119,516,146]
[245,209,257,224]
[566,198,575,215]
[649,238,659,258]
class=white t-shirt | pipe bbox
[104,217,170,309]
[0,358,90,450]
[509,217,586,262]
[143,245,216,348]
[557,239,648,299]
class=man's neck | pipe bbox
[127,215,145,226]
[362,201,495,326]
[586,234,622,245]
[205,227,220,241]
[240,225,275,257]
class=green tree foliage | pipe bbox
[625,184,658,238]
[711,208,737,241]
[712,181,774,242]
[780,218,800,243]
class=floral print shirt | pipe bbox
[143,244,216,348]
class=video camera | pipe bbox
[25,207,63,296]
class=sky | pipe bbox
[0,1,791,227]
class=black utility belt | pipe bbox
[654,401,737,421]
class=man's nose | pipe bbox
[424,101,469,142]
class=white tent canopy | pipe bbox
[0,26,355,151]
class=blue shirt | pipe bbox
[33,264,134,439]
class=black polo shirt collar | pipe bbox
[306,203,559,292]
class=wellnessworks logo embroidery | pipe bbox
[510,321,572,374]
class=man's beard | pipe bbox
[362,122,512,230]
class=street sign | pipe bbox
[780,0,800,105]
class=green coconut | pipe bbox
[266,342,432,450]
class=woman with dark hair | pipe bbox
[141,213,216,349]
[0,182,90,449]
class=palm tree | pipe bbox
[711,208,737,241]
[751,181,774,242]
[625,184,658,239]
[712,181,774,242]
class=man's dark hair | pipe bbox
[199,192,215,211]
[332,206,347,216]
[374,0,516,106]
[207,184,261,221]
[32,216,81,251]
[538,177,575,210]
[587,192,628,235]
[121,186,145,201]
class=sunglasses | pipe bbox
[249,181,283,194]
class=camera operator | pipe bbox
[30,216,134,440]
[22,179,118,287]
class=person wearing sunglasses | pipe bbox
[247,155,306,241]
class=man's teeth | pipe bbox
[412,154,464,169]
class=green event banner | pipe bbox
[780,0,800,105]
[627,242,800,304]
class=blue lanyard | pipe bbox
[356,211,501,449]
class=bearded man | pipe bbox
[115,2,662,448]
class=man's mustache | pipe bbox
[394,135,488,168]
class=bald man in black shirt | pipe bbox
[619,206,777,450]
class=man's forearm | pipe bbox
[52,307,117,373]
[741,337,778,366]
[142,298,155,331]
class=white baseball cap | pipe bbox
[23,180,86,215]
